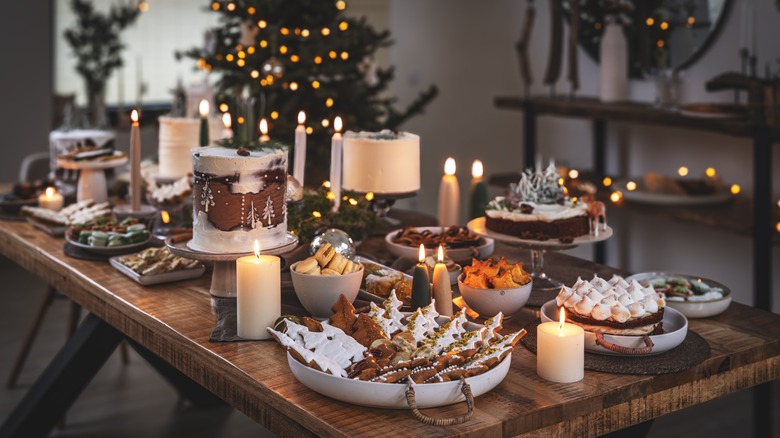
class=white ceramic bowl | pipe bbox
[290,262,364,319]
[540,300,688,356]
[457,274,532,318]
[625,272,732,319]
[385,227,495,264]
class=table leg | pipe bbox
[0,313,122,438]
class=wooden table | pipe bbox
[0,219,778,437]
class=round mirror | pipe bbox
[565,0,732,77]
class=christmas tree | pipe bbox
[181,0,437,184]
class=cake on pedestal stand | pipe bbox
[166,232,298,298]
[57,154,127,203]
[468,217,612,306]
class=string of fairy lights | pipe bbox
[196,1,355,137]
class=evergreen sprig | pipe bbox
[288,185,379,244]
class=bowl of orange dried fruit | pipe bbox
[457,257,532,318]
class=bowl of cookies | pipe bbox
[290,242,364,319]
[457,257,533,318]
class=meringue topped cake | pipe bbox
[556,275,666,335]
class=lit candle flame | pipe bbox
[568,169,579,179]
[298,111,306,125]
[160,210,170,224]
[678,166,689,177]
[199,99,210,118]
[444,157,456,176]
[45,187,55,198]
[471,160,483,178]
[334,116,343,133]
[130,109,139,123]
[437,245,444,263]
[418,244,425,263]
[253,240,260,258]
[222,113,231,129]
[259,118,269,135]
[559,307,566,331]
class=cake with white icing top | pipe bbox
[190,145,287,253]
[158,117,200,179]
[486,163,603,241]
[556,274,666,335]
[342,130,420,194]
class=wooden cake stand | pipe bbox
[166,232,298,297]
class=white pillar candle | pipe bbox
[437,157,460,227]
[537,307,584,383]
[330,116,343,211]
[431,245,453,316]
[237,240,281,340]
[259,118,270,143]
[129,109,142,212]
[38,187,64,211]
[293,111,307,186]
[222,112,233,139]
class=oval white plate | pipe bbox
[385,226,494,263]
[626,272,732,319]
[287,350,511,409]
[540,300,688,356]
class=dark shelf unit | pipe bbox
[494,95,776,312]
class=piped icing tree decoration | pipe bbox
[180,0,437,184]
[63,0,143,127]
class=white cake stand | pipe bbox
[57,153,128,203]
[467,217,612,294]
[166,232,299,297]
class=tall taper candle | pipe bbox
[411,244,431,310]
[222,112,233,139]
[294,111,307,185]
[330,116,343,211]
[259,118,270,142]
[237,240,281,340]
[469,160,488,219]
[199,99,209,146]
[438,158,460,226]
[431,245,453,316]
[129,110,141,212]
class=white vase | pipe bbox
[600,21,628,102]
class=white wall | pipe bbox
[386,0,780,311]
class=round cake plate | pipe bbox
[57,153,128,204]
[540,300,688,356]
[467,217,613,297]
[165,232,299,298]
[467,217,612,250]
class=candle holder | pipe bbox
[467,217,612,304]
[166,232,298,297]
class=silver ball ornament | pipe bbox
[309,228,356,259]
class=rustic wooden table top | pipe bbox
[1,218,778,437]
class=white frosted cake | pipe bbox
[342,130,420,194]
[158,116,200,179]
[190,146,288,253]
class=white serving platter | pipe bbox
[384,226,495,263]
